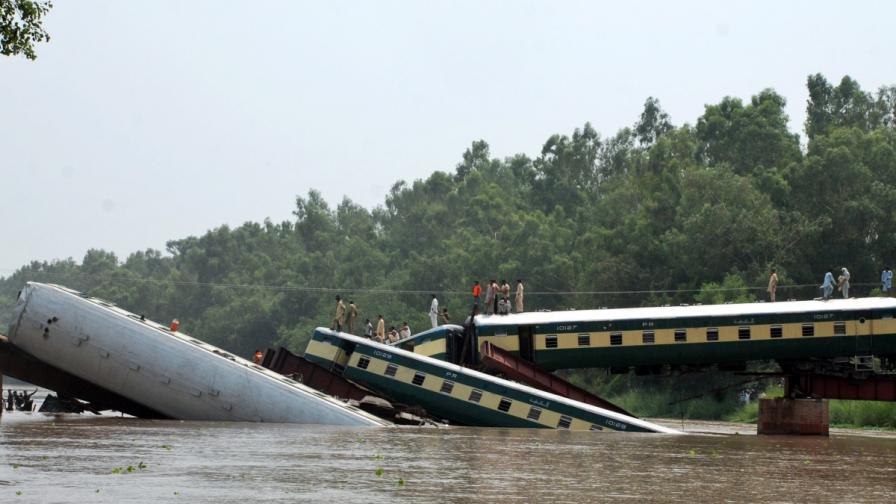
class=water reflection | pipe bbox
[0,414,894,503]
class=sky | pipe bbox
[1,0,893,272]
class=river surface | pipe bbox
[1,407,895,503]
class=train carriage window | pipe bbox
[440,380,455,394]
[642,331,655,344]
[469,389,483,403]
[545,335,558,349]
[674,329,687,342]
[590,424,604,431]
[706,328,719,342]
[610,332,623,346]
[738,327,751,340]
[412,371,426,386]
[557,415,572,429]
[577,333,591,346]
[801,323,814,337]
[357,356,371,369]
[384,363,399,377]
[526,407,542,421]
[770,326,783,338]
[498,398,512,412]
[834,322,846,336]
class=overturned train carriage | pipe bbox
[305,328,679,433]
[6,282,387,426]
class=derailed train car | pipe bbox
[6,282,387,426]
[305,328,680,433]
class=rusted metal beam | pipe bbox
[264,346,371,402]
[792,373,896,401]
[0,335,168,418]
[479,341,634,416]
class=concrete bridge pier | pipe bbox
[757,397,829,435]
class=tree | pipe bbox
[634,97,673,146]
[0,0,52,60]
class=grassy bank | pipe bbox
[726,385,896,429]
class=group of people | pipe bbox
[330,295,359,333]
[4,389,37,412]
[360,316,413,344]
[327,279,528,345]
[330,293,453,344]
[766,266,893,302]
[472,279,524,315]
[820,267,851,300]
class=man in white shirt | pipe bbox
[429,294,439,328]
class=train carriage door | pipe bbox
[855,310,874,357]
[518,325,534,362]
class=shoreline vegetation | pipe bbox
[2,74,896,428]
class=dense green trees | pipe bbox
[2,74,894,421]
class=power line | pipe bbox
[0,268,881,296]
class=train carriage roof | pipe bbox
[474,297,896,327]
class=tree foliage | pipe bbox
[0,0,52,60]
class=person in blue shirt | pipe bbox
[883,266,893,296]
[821,269,835,300]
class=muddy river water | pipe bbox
[1,410,895,503]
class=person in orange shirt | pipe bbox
[472,281,481,309]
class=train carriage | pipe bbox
[304,328,679,433]
[395,298,896,373]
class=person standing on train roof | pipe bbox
[515,279,525,312]
[472,281,482,308]
[882,266,892,295]
[364,318,374,339]
[484,280,496,315]
[332,295,346,331]
[429,294,439,328]
[375,314,385,342]
[347,300,358,334]
[838,267,850,298]
[821,269,835,300]
[767,269,778,302]
[500,279,510,300]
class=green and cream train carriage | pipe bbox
[304,328,678,433]
[398,298,896,371]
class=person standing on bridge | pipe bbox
[767,269,778,302]
[347,300,358,334]
[332,295,346,331]
[429,294,439,328]
[515,279,525,312]
[838,267,850,298]
[882,266,892,296]
[821,269,835,300]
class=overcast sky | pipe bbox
[1,0,893,272]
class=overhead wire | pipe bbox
[0,267,882,296]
